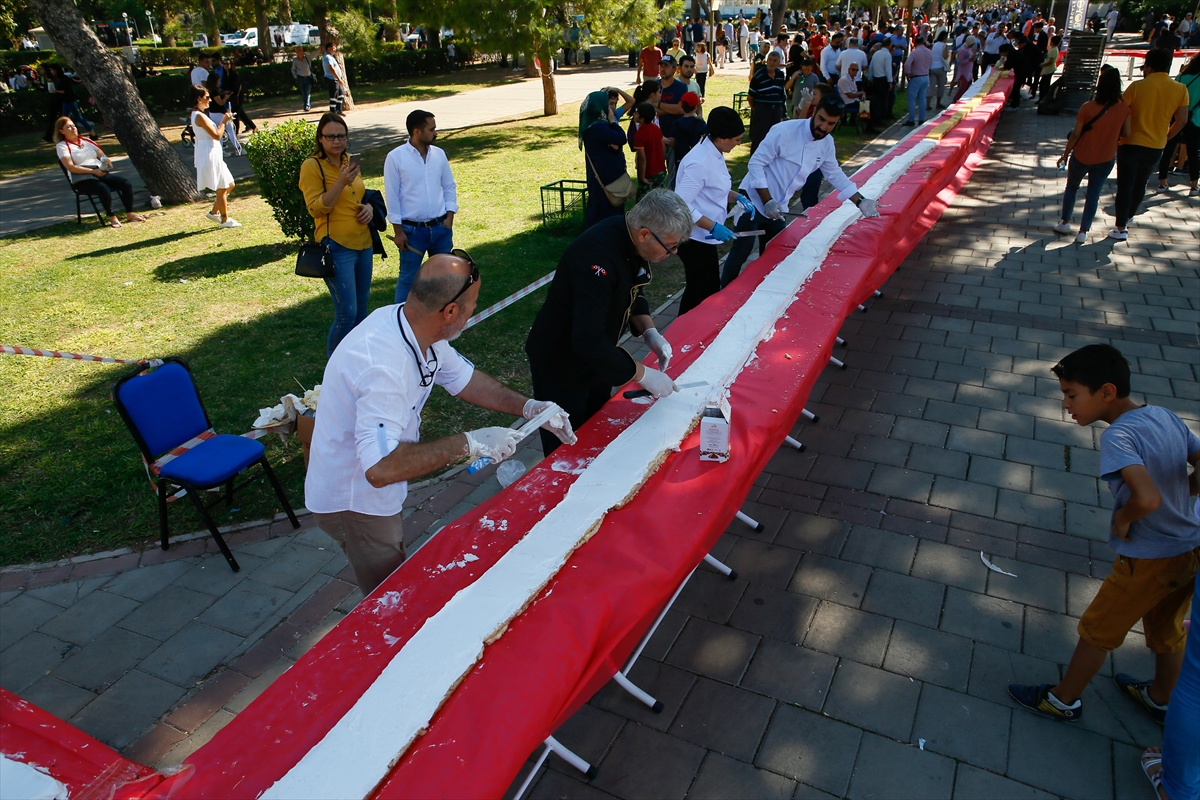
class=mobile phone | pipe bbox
[349,152,361,167]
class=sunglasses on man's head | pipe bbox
[440,249,479,312]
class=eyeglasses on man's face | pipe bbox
[440,249,480,312]
[650,229,681,256]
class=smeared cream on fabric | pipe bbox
[259,137,938,800]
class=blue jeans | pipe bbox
[395,220,453,303]
[906,75,929,123]
[324,241,373,356]
[297,75,313,110]
[720,206,787,288]
[1162,570,1200,800]
[1060,156,1114,233]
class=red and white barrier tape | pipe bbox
[1,345,161,368]
[464,272,554,330]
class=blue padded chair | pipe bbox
[111,357,300,571]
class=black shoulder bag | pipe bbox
[295,157,335,279]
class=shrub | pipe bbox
[244,118,316,240]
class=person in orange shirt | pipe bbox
[1054,66,1131,243]
[1109,48,1190,241]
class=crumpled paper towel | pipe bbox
[254,394,304,428]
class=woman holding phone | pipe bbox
[188,83,238,227]
[299,112,374,355]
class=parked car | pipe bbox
[226,28,258,47]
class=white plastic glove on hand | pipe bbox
[857,197,880,218]
[642,327,673,370]
[638,367,679,399]
[522,399,577,445]
[465,427,522,462]
[763,198,786,220]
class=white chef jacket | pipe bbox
[383,140,459,224]
[675,137,732,243]
[305,305,474,516]
[739,118,858,216]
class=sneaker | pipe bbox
[1154,182,1168,194]
[1075,232,1087,244]
[1115,673,1168,724]
[1053,222,1073,234]
[1190,186,1199,197]
[205,212,222,223]
[902,119,917,126]
[1108,228,1128,241]
[219,218,242,228]
[1008,683,1083,722]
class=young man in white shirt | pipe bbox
[189,54,211,87]
[306,254,575,595]
[721,97,879,286]
[384,110,459,303]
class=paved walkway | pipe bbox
[2,102,1197,797]
[0,59,637,237]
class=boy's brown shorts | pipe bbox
[1078,547,1198,654]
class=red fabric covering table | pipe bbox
[152,76,1014,800]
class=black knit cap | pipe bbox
[706,106,745,138]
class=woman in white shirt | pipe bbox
[673,107,753,313]
[54,117,145,228]
[929,31,950,110]
[188,84,239,228]
[694,42,713,95]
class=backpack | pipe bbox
[1036,78,1064,115]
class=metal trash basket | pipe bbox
[540,179,588,228]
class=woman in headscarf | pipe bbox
[580,89,631,229]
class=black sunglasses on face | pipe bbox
[440,249,479,312]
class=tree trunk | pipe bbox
[537,41,557,116]
[771,0,787,31]
[279,0,292,25]
[30,0,198,205]
[523,49,538,77]
[255,0,273,59]
[200,0,219,47]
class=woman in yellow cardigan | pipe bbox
[299,113,374,355]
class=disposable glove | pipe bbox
[763,198,786,220]
[522,399,577,445]
[857,197,880,218]
[642,328,673,370]
[637,367,678,399]
[706,223,736,243]
[735,194,756,215]
[465,427,521,463]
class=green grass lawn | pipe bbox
[0,69,896,566]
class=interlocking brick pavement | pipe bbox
[507,100,1196,799]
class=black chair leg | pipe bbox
[76,194,83,225]
[260,458,300,530]
[185,488,240,572]
[158,483,170,550]
[226,480,235,507]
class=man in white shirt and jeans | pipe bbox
[720,97,879,287]
[306,253,576,595]
[384,109,459,303]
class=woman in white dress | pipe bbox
[188,84,239,228]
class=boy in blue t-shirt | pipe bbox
[1009,344,1200,724]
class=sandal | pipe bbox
[127,213,147,223]
[1141,748,1166,800]
[108,217,122,228]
